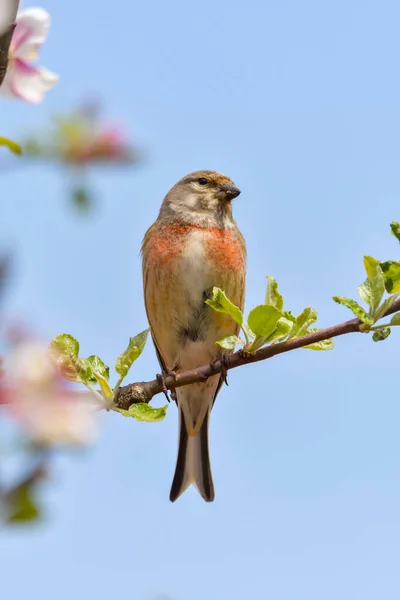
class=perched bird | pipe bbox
[142,170,246,502]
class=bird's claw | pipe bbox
[156,370,177,403]
[156,372,170,402]
[220,354,230,386]
[169,370,178,403]
[209,354,230,386]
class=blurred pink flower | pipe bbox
[0,8,59,104]
[2,342,98,446]
[0,356,6,405]
[60,125,133,164]
[93,128,129,159]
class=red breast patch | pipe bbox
[204,229,245,272]
[146,223,245,271]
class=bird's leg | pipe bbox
[156,370,178,403]
[209,354,230,386]
[156,372,170,402]
[220,354,230,386]
[169,370,178,403]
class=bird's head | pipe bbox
[159,170,241,228]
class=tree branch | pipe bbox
[114,296,400,410]
[0,0,19,87]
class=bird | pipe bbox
[141,170,246,502]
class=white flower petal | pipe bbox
[2,59,59,103]
[26,400,98,446]
[5,340,98,446]
[7,341,54,385]
[14,8,51,58]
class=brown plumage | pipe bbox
[142,171,246,501]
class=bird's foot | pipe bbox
[156,372,170,402]
[209,354,230,386]
[169,370,178,403]
[220,354,230,386]
[156,370,177,403]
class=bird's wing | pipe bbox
[211,229,246,409]
[141,221,173,377]
[152,333,169,375]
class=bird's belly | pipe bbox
[179,230,213,306]
[144,226,244,370]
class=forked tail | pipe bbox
[169,407,215,502]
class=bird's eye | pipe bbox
[198,177,208,185]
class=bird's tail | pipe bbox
[169,406,215,502]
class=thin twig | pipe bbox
[114,296,400,410]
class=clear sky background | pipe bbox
[1,0,400,598]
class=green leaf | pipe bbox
[374,293,399,321]
[49,333,79,360]
[87,355,110,381]
[265,317,294,343]
[242,323,255,341]
[75,358,96,384]
[6,483,40,523]
[96,373,114,400]
[390,312,400,325]
[358,279,372,307]
[115,329,149,378]
[283,311,296,323]
[86,356,112,398]
[49,334,93,383]
[302,328,335,350]
[0,136,22,155]
[72,186,93,212]
[363,256,385,314]
[265,276,284,311]
[332,296,374,325]
[205,287,243,326]
[372,327,391,342]
[247,305,282,338]
[303,339,335,351]
[119,403,168,422]
[289,307,318,338]
[380,261,400,294]
[216,334,241,350]
[390,221,400,243]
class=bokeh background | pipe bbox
[2,0,400,598]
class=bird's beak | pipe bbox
[219,184,241,200]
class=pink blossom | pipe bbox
[2,342,98,446]
[60,125,132,164]
[0,8,58,104]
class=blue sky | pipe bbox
[1,0,400,598]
